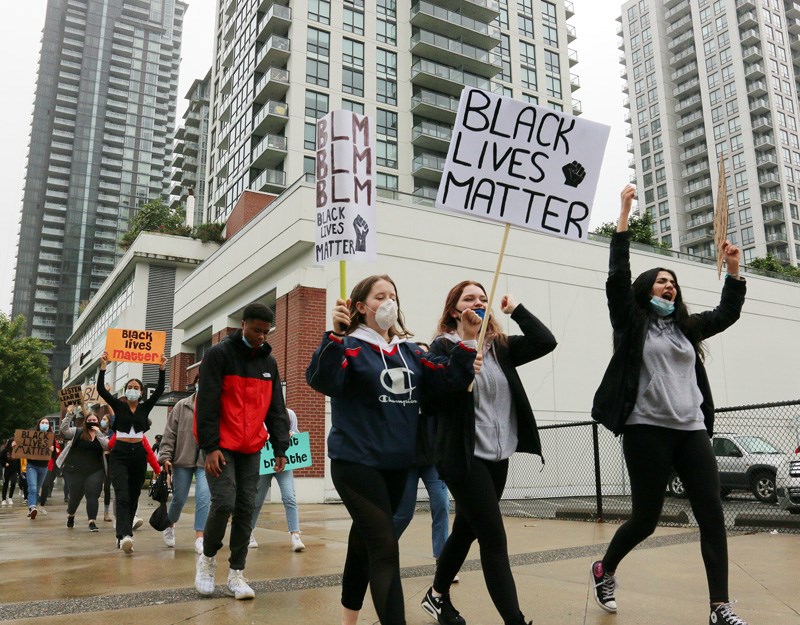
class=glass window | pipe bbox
[377,78,397,105]
[377,109,397,138]
[342,68,364,96]
[376,48,397,77]
[304,122,316,150]
[341,99,364,114]
[307,27,330,57]
[377,19,396,45]
[306,58,329,87]
[342,38,364,67]
[344,8,364,35]
[377,140,397,168]
[522,66,537,90]
[305,90,329,119]
[308,0,331,25]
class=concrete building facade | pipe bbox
[619,0,800,267]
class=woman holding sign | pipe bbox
[13,418,57,520]
[97,351,166,553]
[307,275,480,625]
[423,281,557,625]
[590,184,747,625]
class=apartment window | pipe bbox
[377,140,397,168]
[543,23,558,47]
[730,134,743,151]
[520,41,536,66]
[644,189,654,203]
[658,200,669,215]
[741,226,754,245]
[657,184,667,199]
[546,75,561,99]
[713,123,725,140]
[518,15,534,38]
[523,92,539,104]
[342,38,364,67]
[522,67,537,90]
[727,212,736,229]
[662,234,672,248]
[652,135,663,150]
[496,83,514,97]
[342,67,364,96]
[377,0,396,18]
[304,156,315,175]
[305,90,329,119]
[732,153,745,169]
[548,101,563,111]
[544,49,559,74]
[719,47,732,64]
[541,1,557,23]
[344,8,365,35]
[642,156,652,170]
[376,48,397,77]
[304,122,316,150]
[377,172,398,190]
[496,6,510,29]
[306,58,329,87]
[655,167,665,182]
[660,217,670,231]
[726,100,738,115]
[643,172,653,187]
[377,109,397,138]
[308,0,331,25]
[739,207,752,224]
[341,99,364,114]
[377,19,397,45]
[723,83,736,99]
[377,78,397,105]
[734,171,747,187]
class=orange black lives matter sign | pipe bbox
[105,329,166,364]
[12,429,55,461]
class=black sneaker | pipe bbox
[710,602,748,625]
[66,516,75,528]
[420,587,466,625]
[88,521,98,532]
[590,560,617,613]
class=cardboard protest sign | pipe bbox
[105,328,166,364]
[315,110,376,263]
[82,385,109,406]
[436,88,610,241]
[714,154,729,278]
[11,429,55,461]
[58,385,83,408]
[259,432,312,475]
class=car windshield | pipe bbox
[735,436,780,454]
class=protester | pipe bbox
[94,404,114,522]
[590,184,748,625]
[59,404,109,531]
[1,438,21,505]
[97,351,166,553]
[12,417,56,519]
[151,434,163,456]
[249,407,305,552]
[423,281,557,625]
[194,303,290,600]
[158,383,209,555]
[37,433,64,514]
[306,274,480,625]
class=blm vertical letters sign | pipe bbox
[315,110,376,263]
[436,88,610,241]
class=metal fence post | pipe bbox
[592,421,604,522]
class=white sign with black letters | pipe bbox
[436,88,610,241]
[315,110,376,262]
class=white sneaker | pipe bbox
[7,498,12,506]
[248,533,258,549]
[194,536,204,555]
[195,555,216,596]
[38,506,48,515]
[1,499,6,506]
[226,569,255,600]
[132,516,143,530]
[291,533,305,552]
[162,526,175,548]
[120,535,134,554]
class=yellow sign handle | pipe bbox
[339,260,347,300]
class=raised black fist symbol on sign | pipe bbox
[353,214,369,252]
[562,161,586,188]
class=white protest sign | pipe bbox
[315,110,376,262]
[436,88,610,241]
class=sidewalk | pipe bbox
[0,496,797,624]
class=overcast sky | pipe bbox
[0,0,629,316]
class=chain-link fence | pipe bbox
[415,401,800,533]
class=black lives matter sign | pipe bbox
[12,429,55,461]
[436,88,610,241]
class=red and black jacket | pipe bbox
[195,330,290,457]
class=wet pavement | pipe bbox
[0,493,798,624]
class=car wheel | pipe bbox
[668,474,687,499]
[720,487,731,499]
[751,471,777,503]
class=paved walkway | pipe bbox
[0,496,798,624]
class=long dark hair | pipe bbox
[125,378,146,401]
[345,274,412,338]
[631,267,704,360]
[436,280,507,346]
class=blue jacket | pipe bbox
[306,328,477,469]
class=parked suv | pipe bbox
[776,446,800,514]
[668,433,785,503]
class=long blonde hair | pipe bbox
[435,280,507,346]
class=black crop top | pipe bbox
[96,368,165,434]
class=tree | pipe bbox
[592,211,665,247]
[119,199,191,250]
[0,314,57,438]
[748,254,800,279]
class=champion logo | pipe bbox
[263,373,271,378]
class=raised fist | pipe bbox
[353,214,369,252]
[562,161,586,188]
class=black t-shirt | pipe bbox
[65,436,104,474]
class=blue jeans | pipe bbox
[251,469,300,532]
[26,464,49,510]
[393,464,450,558]
[168,466,210,531]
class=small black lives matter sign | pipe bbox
[315,110,376,263]
[436,88,610,241]
[12,429,55,461]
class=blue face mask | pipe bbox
[242,335,254,348]
[649,296,675,317]
[39,422,49,432]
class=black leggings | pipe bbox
[602,425,729,603]
[436,458,524,625]
[66,468,105,520]
[331,459,407,625]
[108,443,147,539]
[2,468,18,500]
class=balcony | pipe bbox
[766,230,788,243]
[740,28,760,46]
[568,47,578,67]
[411,58,490,96]
[742,46,762,62]
[761,190,782,205]
[685,210,714,229]
[412,153,447,181]
[684,177,712,195]
[682,161,710,178]
[256,3,291,41]
[411,1,501,49]
[752,117,773,133]
[410,29,500,77]
[673,77,700,98]
[749,97,770,114]
[754,134,776,150]
[412,120,452,150]
[251,134,287,170]
[762,208,785,223]
[675,94,702,114]
[677,110,704,130]
[254,36,290,73]
[253,67,290,103]
[788,1,800,19]
[684,195,714,213]
[789,17,800,35]
[679,127,705,146]
[250,167,286,194]
[570,72,580,91]
[665,0,691,20]
[680,227,713,244]
[738,11,758,29]
[756,153,778,168]
[671,61,698,81]
[747,80,768,97]
[744,63,765,79]
[252,100,288,136]
[666,13,693,37]
[758,172,781,187]
[668,30,694,53]
[411,89,460,123]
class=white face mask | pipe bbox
[125,389,141,402]
[367,298,398,331]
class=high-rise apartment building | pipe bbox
[12,0,186,389]
[619,0,800,266]
[203,0,580,223]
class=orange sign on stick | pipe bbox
[105,328,166,364]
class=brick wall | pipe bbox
[272,285,327,478]
[169,352,196,391]
[212,327,238,345]
[225,191,276,239]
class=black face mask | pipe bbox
[86,421,99,428]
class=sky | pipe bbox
[0,0,629,316]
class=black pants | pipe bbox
[108,442,147,539]
[103,472,112,508]
[203,449,259,570]
[602,425,729,603]
[66,468,105,520]
[2,468,18,500]
[331,459,407,625]
[37,468,58,506]
[436,458,523,625]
